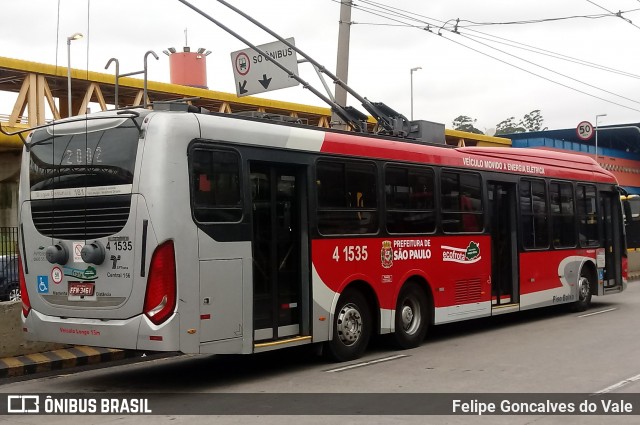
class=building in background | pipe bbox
[505,123,640,195]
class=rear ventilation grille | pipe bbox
[454,278,483,304]
[31,194,131,240]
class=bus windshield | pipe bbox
[28,121,140,191]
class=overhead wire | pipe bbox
[459,30,640,81]
[585,0,640,31]
[340,0,640,113]
[457,8,640,28]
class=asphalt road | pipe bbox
[1,282,640,424]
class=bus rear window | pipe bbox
[29,121,140,191]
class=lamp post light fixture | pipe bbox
[67,32,84,117]
[595,113,607,162]
[410,66,421,121]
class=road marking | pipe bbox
[594,372,640,394]
[577,307,617,318]
[325,354,408,373]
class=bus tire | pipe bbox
[326,289,372,362]
[393,282,428,349]
[571,268,593,312]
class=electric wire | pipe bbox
[339,0,640,113]
[356,0,640,78]
[586,0,640,31]
[458,8,640,28]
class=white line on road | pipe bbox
[325,354,409,373]
[577,307,617,318]
[595,372,640,394]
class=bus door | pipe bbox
[488,182,519,309]
[599,191,624,292]
[250,162,309,342]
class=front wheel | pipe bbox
[325,289,372,362]
[393,283,429,349]
[571,269,593,312]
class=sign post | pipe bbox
[576,121,594,141]
[230,38,300,97]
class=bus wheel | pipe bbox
[393,282,428,349]
[326,289,372,362]
[571,269,593,312]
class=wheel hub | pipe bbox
[401,305,414,329]
[336,304,362,346]
[578,276,590,299]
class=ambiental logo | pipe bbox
[441,242,481,264]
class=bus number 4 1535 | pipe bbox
[333,245,368,262]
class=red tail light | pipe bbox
[144,241,176,325]
[18,254,31,317]
[622,256,628,281]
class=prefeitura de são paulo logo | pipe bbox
[381,240,393,269]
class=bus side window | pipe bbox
[441,171,483,233]
[520,179,549,249]
[385,165,435,234]
[316,160,378,235]
[190,148,242,223]
[577,184,598,247]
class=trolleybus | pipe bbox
[15,106,627,361]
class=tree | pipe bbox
[452,115,483,134]
[494,109,547,135]
[495,117,525,135]
[521,109,546,132]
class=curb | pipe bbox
[0,346,139,378]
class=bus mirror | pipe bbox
[46,243,69,265]
[81,241,106,265]
[623,200,632,225]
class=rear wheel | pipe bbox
[326,289,372,362]
[393,282,429,349]
[571,268,593,312]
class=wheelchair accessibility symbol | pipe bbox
[37,275,49,293]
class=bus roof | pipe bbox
[320,129,617,184]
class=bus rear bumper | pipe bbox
[22,309,181,352]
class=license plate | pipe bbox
[68,281,95,297]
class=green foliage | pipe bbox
[452,115,484,134]
[521,109,547,132]
[495,117,525,135]
[454,110,547,136]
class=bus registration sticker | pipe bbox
[68,281,96,300]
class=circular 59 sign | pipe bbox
[576,121,594,140]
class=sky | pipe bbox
[1,0,640,133]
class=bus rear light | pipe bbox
[149,335,163,341]
[143,241,176,326]
[18,255,31,317]
[622,256,628,280]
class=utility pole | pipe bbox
[333,0,352,129]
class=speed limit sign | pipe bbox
[576,121,594,140]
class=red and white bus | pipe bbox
[16,106,627,361]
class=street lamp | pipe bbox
[595,113,607,162]
[67,32,83,117]
[410,66,421,121]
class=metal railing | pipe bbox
[0,226,19,301]
[0,227,17,256]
